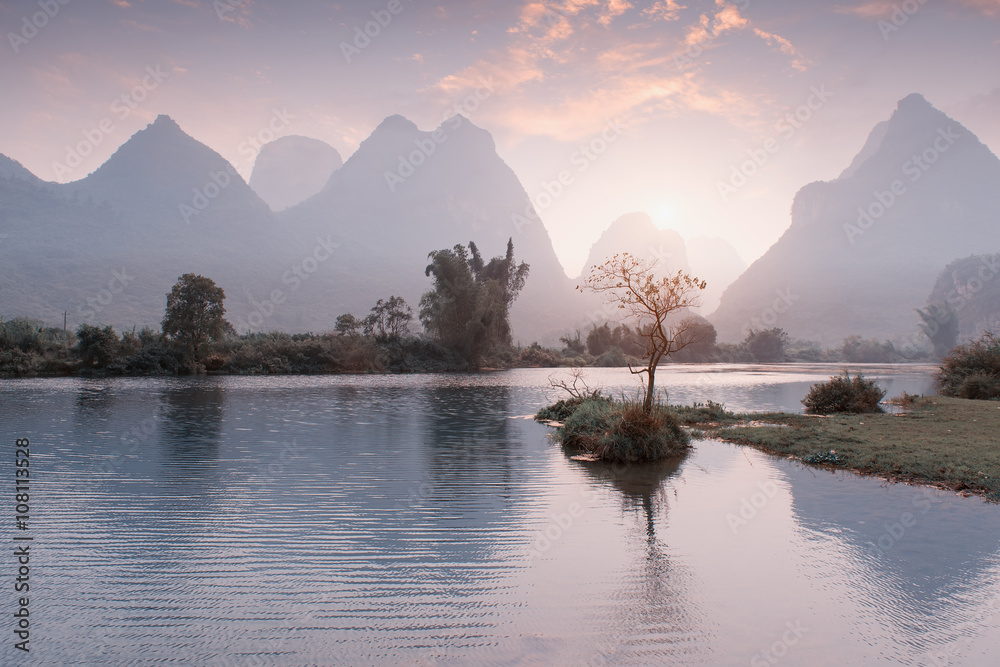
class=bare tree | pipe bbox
[578,253,706,413]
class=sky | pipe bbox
[1,0,998,277]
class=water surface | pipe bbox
[3,365,999,665]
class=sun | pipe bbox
[652,202,675,227]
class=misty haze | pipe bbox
[2,1,1000,665]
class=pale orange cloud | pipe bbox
[426,0,783,142]
[952,0,1000,15]
[642,0,686,21]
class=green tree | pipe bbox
[559,331,586,356]
[362,296,413,339]
[75,323,120,368]
[579,253,706,413]
[586,323,614,356]
[420,239,529,366]
[917,302,959,357]
[161,274,231,361]
[744,328,788,362]
[335,313,361,337]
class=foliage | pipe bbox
[744,328,788,362]
[579,253,706,412]
[362,296,413,340]
[801,372,886,414]
[585,322,645,357]
[75,324,120,368]
[842,335,895,363]
[936,332,1000,400]
[0,318,44,354]
[161,274,232,361]
[670,317,718,362]
[917,302,959,357]
[518,342,564,368]
[335,313,361,337]
[559,331,586,356]
[558,397,690,462]
[420,238,529,367]
[594,346,629,367]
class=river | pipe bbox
[3,364,999,665]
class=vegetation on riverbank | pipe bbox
[538,392,1000,499]
[536,395,692,463]
[716,396,1000,500]
[936,332,1000,400]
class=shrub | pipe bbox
[937,333,1000,400]
[594,346,628,367]
[802,372,886,414]
[559,397,690,462]
[842,336,895,363]
[0,318,44,354]
[536,393,611,422]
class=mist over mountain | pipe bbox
[711,94,1000,346]
[581,212,691,277]
[578,213,745,316]
[0,114,582,343]
[687,236,746,314]
[249,136,343,211]
[279,113,581,342]
[927,254,1000,341]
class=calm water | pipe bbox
[3,364,1000,665]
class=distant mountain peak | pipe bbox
[897,92,931,112]
[249,135,342,211]
[375,115,419,134]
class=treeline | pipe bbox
[516,321,938,368]
[1,239,532,377]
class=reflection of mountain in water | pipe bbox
[785,465,1000,647]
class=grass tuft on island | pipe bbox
[537,396,692,463]
[537,394,1000,500]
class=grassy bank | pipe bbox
[704,397,1000,500]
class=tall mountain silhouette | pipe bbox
[711,94,1000,345]
[0,115,582,342]
[249,135,342,211]
[279,114,580,341]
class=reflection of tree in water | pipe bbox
[572,454,686,546]
[572,453,712,662]
[158,385,225,476]
[420,385,517,495]
[74,380,116,422]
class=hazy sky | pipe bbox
[2,0,998,276]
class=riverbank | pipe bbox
[701,396,1000,501]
